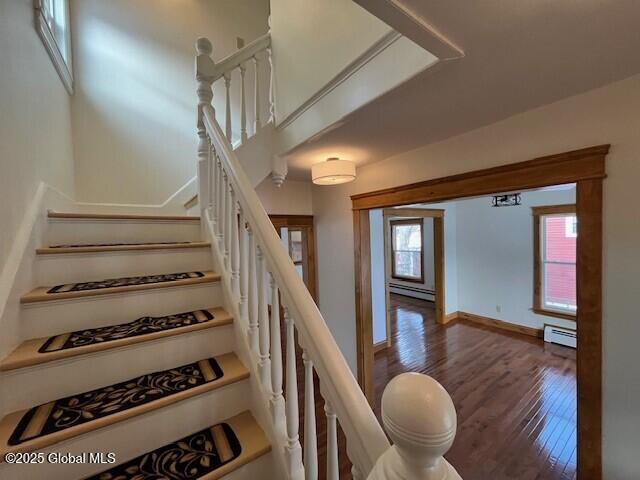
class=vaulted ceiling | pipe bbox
[286,0,640,178]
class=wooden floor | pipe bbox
[372,294,577,480]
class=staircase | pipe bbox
[0,212,273,479]
[0,32,463,480]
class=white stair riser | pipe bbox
[0,379,250,480]
[36,249,212,285]
[21,283,224,338]
[45,219,202,246]
[1,324,235,415]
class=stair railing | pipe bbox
[197,33,273,148]
[195,36,462,480]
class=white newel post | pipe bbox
[195,38,214,211]
[284,308,304,479]
[368,373,462,480]
[267,46,275,124]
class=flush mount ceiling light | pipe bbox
[311,157,356,185]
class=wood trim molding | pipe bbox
[373,341,388,354]
[277,31,402,130]
[532,204,577,321]
[383,208,444,218]
[353,210,375,405]
[390,218,425,284]
[458,312,543,338]
[576,179,603,478]
[531,204,577,216]
[351,145,608,479]
[442,311,459,325]
[532,307,577,322]
[269,214,314,229]
[351,145,608,210]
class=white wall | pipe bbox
[310,73,640,478]
[455,188,576,330]
[269,0,390,122]
[255,178,313,215]
[69,0,269,205]
[0,0,75,276]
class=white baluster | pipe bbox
[247,226,259,355]
[270,274,285,425]
[224,72,232,141]
[230,187,240,298]
[215,157,222,237]
[252,55,261,134]
[325,400,339,480]
[208,145,215,210]
[195,38,214,212]
[224,174,232,269]
[240,63,247,144]
[303,350,318,480]
[238,207,248,322]
[256,248,271,389]
[267,47,275,124]
[218,165,226,249]
[368,373,462,480]
[284,308,303,478]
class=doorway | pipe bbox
[351,145,608,480]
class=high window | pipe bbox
[533,205,577,319]
[390,219,424,283]
[35,0,73,93]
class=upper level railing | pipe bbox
[197,34,273,147]
[195,36,462,480]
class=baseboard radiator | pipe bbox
[544,325,577,349]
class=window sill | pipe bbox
[532,307,576,322]
[35,8,73,95]
[391,275,424,284]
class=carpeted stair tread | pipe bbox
[0,307,232,371]
[37,241,211,254]
[86,411,270,480]
[48,211,200,221]
[21,271,220,304]
[0,353,248,456]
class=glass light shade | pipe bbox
[311,158,356,185]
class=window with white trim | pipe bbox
[35,0,73,93]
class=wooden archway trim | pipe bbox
[351,144,609,480]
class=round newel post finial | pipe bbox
[370,373,461,479]
[196,37,212,56]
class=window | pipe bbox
[532,205,577,319]
[35,0,73,94]
[288,230,305,279]
[391,219,424,283]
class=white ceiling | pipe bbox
[286,0,640,178]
